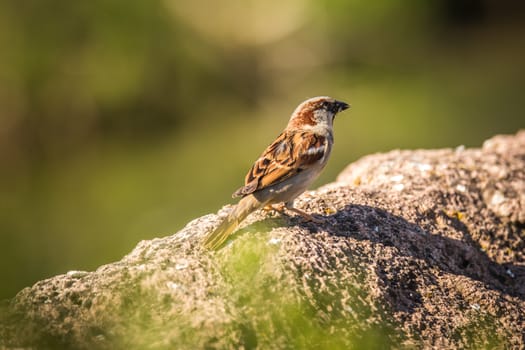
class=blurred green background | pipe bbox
[0,0,523,300]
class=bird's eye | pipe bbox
[321,101,329,109]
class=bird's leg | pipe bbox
[285,202,324,223]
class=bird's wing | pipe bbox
[233,130,327,197]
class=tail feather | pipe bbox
[203,195,262,249]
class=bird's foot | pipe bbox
[264,204,324,223]
[263,203,286,215]
[286,207,325,224]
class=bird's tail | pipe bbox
[203,195,263,250]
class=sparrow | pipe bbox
[203,96,350,249]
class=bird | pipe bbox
[202,96,350,249]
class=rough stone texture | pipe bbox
[1,131,524,349]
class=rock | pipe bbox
[1,131,524,349]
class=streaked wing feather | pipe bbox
[233,131,326,197]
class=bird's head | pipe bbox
[288,96,350,129]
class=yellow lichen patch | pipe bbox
[447,211,465,221]
[323,207,336,215]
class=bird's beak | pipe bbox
[336,100,350,112]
